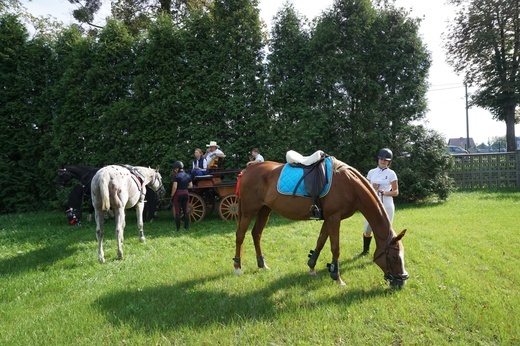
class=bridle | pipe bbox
[150,172,165,196]
[374,233,409,284]
[56,169,74,188]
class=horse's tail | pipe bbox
[98,170,111,211]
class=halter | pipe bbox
[374,233,409,284]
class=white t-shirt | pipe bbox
[366,167,398,195]
[254,153,264,162]
[363,166,398,234]
[205,148,224,161]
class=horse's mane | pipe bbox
[331,157,351,173]
[63,164,97,170]
[332,157,377,193]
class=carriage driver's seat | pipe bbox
[208,157,223,171]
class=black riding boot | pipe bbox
[359,235,372,256]
[184,213,190,230]
[175,215,181,231]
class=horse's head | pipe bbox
[149,170,165,196]
[373,229,409,289]
[56,169,74,189]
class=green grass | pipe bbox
[0,190,519,345]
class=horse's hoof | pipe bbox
[235,268,242,275]
[261,265,270,270]
[139,237,146,243]
[337,279,346,287]
[309,269,318,278]
[98,258,105,264]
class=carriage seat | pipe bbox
[193,174,213,187]
[193,174,213,181]
[286,150,326,166]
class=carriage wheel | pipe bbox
[218,194,239,221]
[199,190,216,215]
[188,193,206,222]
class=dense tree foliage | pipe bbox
[394,125,455,202]
[266,4,315,161]
[445,0,520,151]
[308,0,431,171]
[0,0,452,213]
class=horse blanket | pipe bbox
[277,157,333,197]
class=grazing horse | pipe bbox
[233,157,409,288]
[56,165,99,223]
[57,165,159,223]
[91,165,165,263]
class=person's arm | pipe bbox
[382,180,399,197]
[171,181,178,200]
[216,149,226,158]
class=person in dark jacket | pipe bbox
[191,148,208,179]
[171,161,193,231]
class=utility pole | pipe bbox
[465,83,470,150]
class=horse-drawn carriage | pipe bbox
[156,157,242,222]
[187,167,242,222]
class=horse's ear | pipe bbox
[393,229,407,243]
[155,165,160,172]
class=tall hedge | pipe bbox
[0,0,452,213]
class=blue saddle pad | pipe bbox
[277,157,333,197]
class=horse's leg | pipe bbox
[88,200,94,222]
[251,206,272,270]
[114,208,125,260]
[308,222,330,277]
[326,215,346,286]
[95,208,105,263]
[234,211,257,275]
[135,201,145,242]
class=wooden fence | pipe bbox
[448,151,520,189]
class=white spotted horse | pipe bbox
[57,165,159,225]
[233,151,408,288]
[91,165,165,263]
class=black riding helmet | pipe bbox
[172,161,184,170]
[378,148,393,161]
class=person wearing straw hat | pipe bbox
[205,141,226,168]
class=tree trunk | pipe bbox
[504,104,517,151]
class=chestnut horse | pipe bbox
[233,157,409,288]
[91,165,165,263]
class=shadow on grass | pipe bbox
[146,211,300,240]
[0,241,79,276]
[0,213,94,276]
[94,270,389,334]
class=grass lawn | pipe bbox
[0,190,519,345]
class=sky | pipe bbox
[21,0,519,145]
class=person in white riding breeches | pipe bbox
[359,148,399,257]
